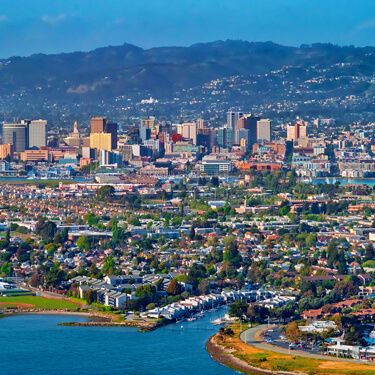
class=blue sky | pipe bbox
[0,0,374,57]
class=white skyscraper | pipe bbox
[226,111,243,130]
[28,119,47,148]
[256,119,271,142]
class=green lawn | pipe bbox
[0,296,81,310]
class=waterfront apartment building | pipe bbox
[28,119,47,148]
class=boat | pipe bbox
[211,318,225,325]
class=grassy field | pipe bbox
[0,296,82,310]
[213,324,375,375]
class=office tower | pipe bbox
[90,117,118,149]
[91,117,106,133]
[82,146,97,160]
[139,116,156,143]
[237,129,251,151]
[99,150,123,167]
[89,133,112,152]
[0,144,13,159]
[2,121,28,152]
[139,125,151,142]
[227,111,243,130]
[197,128,215,150]
[28,119,47,148]
[234,115,260,146]
[196,118,206,130]
[105,122,118,149]
[257,119,271,142]
[140,116,156,129]
[286,119,308,144]
[177,122,197,145]
[217,127,233,149]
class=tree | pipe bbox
[285,321,303,343]
[96,185,115,201]
[76,236,91,250]
[83,289,97,304]
[45,262,65,288]
[54,228,68,244]
[166,279,182,296]
[223,236,242,274]
[246,304,269,323]
[29,272,43,287]
[102,256,118,276]
[0,261,11,277]
[84,212,99,226]
[112,226,127,245]
[364,244,375,261]
[333,276,359,299]
[228,300,248,319]
[35,219,57,242]
[198,279,210,295]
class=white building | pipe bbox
[28,119,47,148]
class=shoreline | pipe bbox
[206,334,299,375]
[1,309,163,331]
[206,328,375,375]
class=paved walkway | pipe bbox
[240,324,375,365]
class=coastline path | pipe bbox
[240,324,375,365]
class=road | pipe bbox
[240,324,375,365]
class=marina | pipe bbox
[0,311,235,375]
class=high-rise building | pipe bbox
[2,121,28,152]
[89,133,112,152]
[91,117,106,133]
[196,118,206,130]
[217,127,233,149]
[234,115,260,146]
[139,126,151,142]
[90,117,118,149]
[28,119,47,148]
[237,129,251,151]
[140,116,156,129]
[286,119,308,144]
[82,146,97,160]
[105,122,118,150]
[177,122,197,145]
[227,111,243,130]
[257,119,271,142]
[28,120,47,148]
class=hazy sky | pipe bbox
[0,0,374,58]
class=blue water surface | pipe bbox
[0,313,236,375]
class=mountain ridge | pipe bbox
[0,40,373,123]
